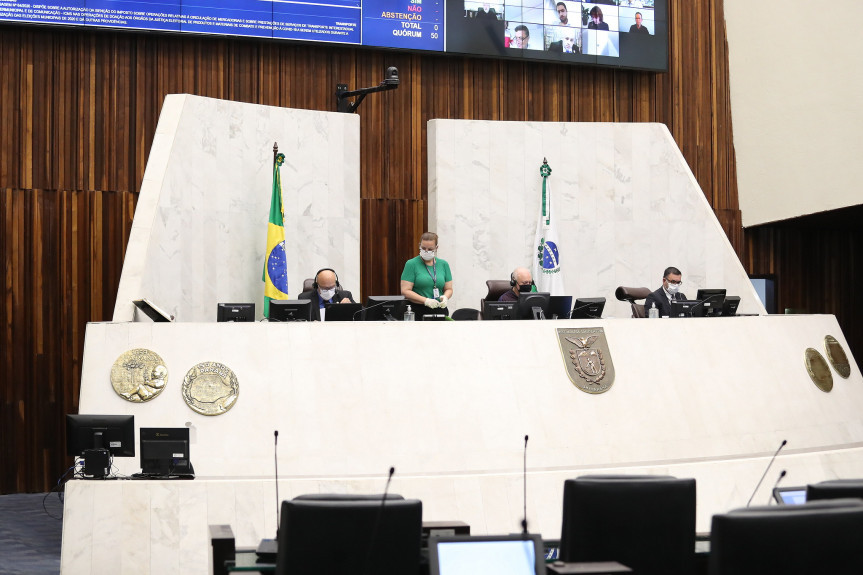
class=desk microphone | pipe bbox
[522,435,529,535]
[768,470,787,505]
[747,439,787,507]
[274,430,280,538]
[363,466,396,575]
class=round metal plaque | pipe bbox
[804,348,833,392]
[824,335,851,379]
[110,349,168,402]
[182,361,239,416]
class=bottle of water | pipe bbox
[404,305,415,322]
[648,302,659,319]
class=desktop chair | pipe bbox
[615,286,652,318]
[275,497,422,575]
[451,308,480,320]
[481,280,513,317]
[708,499,863,575]
[293,492,405,501]
[302,278,314,292]
[806,479,863,502]
[560,475,696,575]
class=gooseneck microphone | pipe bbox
[768,470,787,505]
[747,439,787,507]
[363,466,396,575]
[274,430,280,538]
[522,434,529,535]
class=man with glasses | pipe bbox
[499,267,534,302]
[511,25,530,49]
[643,266,687,317]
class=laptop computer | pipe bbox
[323,302,363,321]
[429,534,546,575]
[773,486,807,505]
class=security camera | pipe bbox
[384,67,400,86]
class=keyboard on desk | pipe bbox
[130,472,195,480]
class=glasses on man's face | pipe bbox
[665,278,682,285]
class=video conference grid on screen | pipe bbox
[1,0,666,70]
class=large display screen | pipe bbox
[0,0,666,70]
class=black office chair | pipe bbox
[480,280,512,317]
[275,497,422,575]
[806,479,863,501]
[709,499,863,575]
[293,492,404,501]
[560,475,696,575]
[451,308,480,320]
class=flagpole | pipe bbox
[273,142,279,166]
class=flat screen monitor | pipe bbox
[429,534,546,575]
[518,292,551,320]
[1,1,668,72]
[269,299,313,322]
[323,302,364,321]
[483,300,517,320]
[695,288,727,317]
[66,414,135,478]
[362,295,406,321]
[670,299,701,318]
[139,427,193,477]
[549,295,573,319]
[217,302,255,322]
[571,297,605,319]
[773,486,807,505]
[720,296,741,317]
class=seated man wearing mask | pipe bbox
[643,266,687,317]
[499,267,534,301]
[298,268,355,321]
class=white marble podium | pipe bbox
[62,315,863,574]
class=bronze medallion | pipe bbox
[804,348,833,392]
[110,349,168,402]
[182,361,239,416]
[557,327,616,394]
[824,335,851,379]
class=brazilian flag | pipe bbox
[262,153,289,317]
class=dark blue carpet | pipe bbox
[0,493,63,575]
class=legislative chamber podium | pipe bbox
[60,101,863,574]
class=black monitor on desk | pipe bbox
[483,300,517,320]
[139,427,193,477]
[269,300,313,322]
[362,295,406,321]
[217,303,255,322]
[695,289,726,317]
[66,414,135,478]
[549,296,573,319]
[323,302,363,321]
[429,533,546,575]
[518,292,551,320]
[571,297,606,319]
[670,300,701,318]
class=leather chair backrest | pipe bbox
[615,286,652,302]
[302,278,314,293]
[481,280,514,317]
[807,479,863,502]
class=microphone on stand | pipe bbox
[522,434,529,535]
[255,430,281,560]
[274,430,280,538]
[747,439,787,507]
[363,466,396,575]
[768,470,787,505]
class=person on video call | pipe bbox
[556,2,569,25]
[511,24,530,48]
[587,6,610,30]
[643,266,687,318]
[401,232,453,311]
[298,268,355,321]
[499,267,534,302]
[475,2,497,22]
[548,27,577,53]
[629,12,649,34]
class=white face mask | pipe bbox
[319,288,336,301]
[420,248,436,261]
[666,282,680,295]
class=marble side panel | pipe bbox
[112,95,360,322]
[428,120,766,317]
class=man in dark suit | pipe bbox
[298,268,355,321]
[643,266,687,317]
[629,12,650,34]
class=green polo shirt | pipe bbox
[401,256,452,299]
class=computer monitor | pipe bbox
[570,297,606,319]
[518,292,551,320]
[773,486,807,505]
[269,299,313,322]
[429,534,546,575]
[670,299,701,318]
[66,414,135,478]
[695,288,727,317]
[719,296,741,317]
[362,295,406,321]
[139,427,193,477]
[483,300,517,320]
[549,296,573,319]
[323,302,363,321]
[217,302,255,322]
